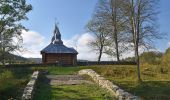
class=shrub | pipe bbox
[161,47,170,65]
[140,51,162,65]
[0,68,31,99]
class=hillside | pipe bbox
[0,53,41,64]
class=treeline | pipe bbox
[139,47,170,65]
[87,0,162,81]
[0,53,40,65]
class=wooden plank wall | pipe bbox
[44,53,76,65]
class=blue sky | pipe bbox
[21,0,170,59]
[157,0,170,51]
[23,0,97,40]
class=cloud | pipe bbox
[17,30,47,58]
[18,30,138,61]
[167,42,170,47]
[63,33,111,61]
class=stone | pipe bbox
[116,89,124,96]
[78,69,140,100]
[112,85,119,92]
[22,71,39,100]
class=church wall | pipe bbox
[42,53,77,66]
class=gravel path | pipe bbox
[46,75,93,86]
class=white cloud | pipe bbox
[17,30,47,58]
[167,42,170,47]
[63,33,111,61]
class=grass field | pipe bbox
[32,65,170,100]
[91,65,170,100]
[1,64,170,100]
[33,74,112,100]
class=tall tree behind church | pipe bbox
[104,0,128,61]
[87,0,127,61]
[124,0,162,81]
[86,14,110,62]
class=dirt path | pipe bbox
[46,75,93,86]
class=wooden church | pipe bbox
[41,24,78,66]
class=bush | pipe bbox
[140,51,162,65]
[0,68,32,99]
[0,70,13,79]
[161,48,170,65]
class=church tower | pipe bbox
[51,23,63,44]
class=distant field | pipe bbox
[0,65,170,100]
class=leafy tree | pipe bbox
[0,0,32,65]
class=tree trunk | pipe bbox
[136,0,141,82]
[111,0,120,61]
[98,46,103,62]
[114,0,120,61]
[135,42,141,82]
[114,31,120,61]
[2,47,5,65]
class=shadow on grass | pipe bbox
[115,80,170,100]
[33,73,53,100]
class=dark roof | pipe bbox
[41,43,78,54]
[41,23,78,54]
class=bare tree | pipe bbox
[124,0,161,81]
[88,0,127,61]
[105,0,129,61]
[87,17,110,61]
[110,0,119,61]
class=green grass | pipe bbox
[33,74,112,100]
[89,65,170,100]
[31,66,86,75]
[1,64,170,100]
[114,81,170,100]
[0,66,83,99]
[48,67,83,75]
[34,65,170,100]
[0,67,33,100]
[31,65,170,100]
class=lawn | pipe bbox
[90,65,170,100]
[0,66,84,100]
[1,65,170,100]
[33,65,170,100]
[33,73,112,100]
